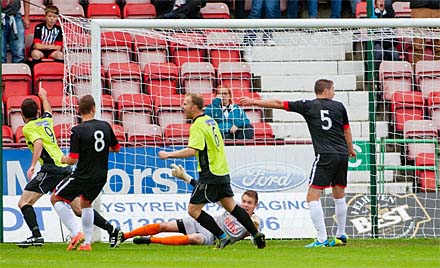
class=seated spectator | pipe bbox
[30,5,63,61]
[157,0,206,19]
[373,0,399,72]
[205,87,254,140]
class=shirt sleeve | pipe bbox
[68,128,80,159]
[188,124,205,151]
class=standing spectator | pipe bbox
[410,0,440,63]
[1,0,30,63]
[30,5,63,61]
[205,87,254,140]
[373,0,399,73]
[287,0,341,18]
[350,0,362,17]
[240,79,356,248]
[51,95,121,251]
[243,0,280,46]
[157,0,206,19]
[16,88,119,248]
[234,0,246,19]
[287,0,317,18]
[158,93,266,249]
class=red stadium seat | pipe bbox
[180,62,215,94]
[101,94,116,124]
[415,153,437,192]
[218,62,252,92]
[107,62,142,100]
[33,62,65,96]
[112,124,126,143]
[2,125,14,144]
[6,95,41,133]
[206,31,242,70]
[154,95,186,129]
[70,62,106,97]
[392,1,412,18]
[133,34,168,71]
[391,91,424,132]
[15,125,26,143]
[127,123,163,144]
[87,3,121,19]
[415,60,440,99]
[48,95,79,126]
[169,32,206,67]
[51,0,85,17]
[403,120,437,161]
[163,123,191,144]
[53,123,73,145]
[123,3,156,19]
[427,92,440,131]
[355,1,367,18]
[2,63,32,103]
[101,31,132,70]
[252,122,274,140]
[144,62,179,96]
[201,3,230,19]
[379,61,413,101]
[118,93,153,134]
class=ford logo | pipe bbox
[230,162,307,192]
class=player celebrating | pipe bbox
[16,88,119,248]
[158,93,266,249]
[51,95,120,251]
[240,79,356,248]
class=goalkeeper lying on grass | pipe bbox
[111,164,261,247]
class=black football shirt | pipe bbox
[285,99,349,155]
[69,119,119,182]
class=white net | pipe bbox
[58,17,440,239]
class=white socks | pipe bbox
[82,207,94,245]
[308,200,327,242]
[53,201,80,236]
[334,197,347,238]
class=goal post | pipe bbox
[59,16,440,240]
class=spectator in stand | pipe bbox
[287,0,341,19]
[410,0,440,63]
[205,86,254,140]
[234,0,246,19]
[30,5,63,61]
[157,0,206,19]
[373,0,399,72]
[243,0,280,46]
[1,0,30,63]
[350,0,362,18]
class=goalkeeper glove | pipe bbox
[170,164,193,184]
[251,214,261,230]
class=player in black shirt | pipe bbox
[51,95,120,251]
[240,79,356,248]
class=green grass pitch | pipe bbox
[1,239,438,268]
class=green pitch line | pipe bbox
[1,239,439,268]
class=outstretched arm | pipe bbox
[239,97,284,109]
[158,147,197,159]
[38,87,52,114]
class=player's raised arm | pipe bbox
[239,97,284,109]
[38,86,52,114]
